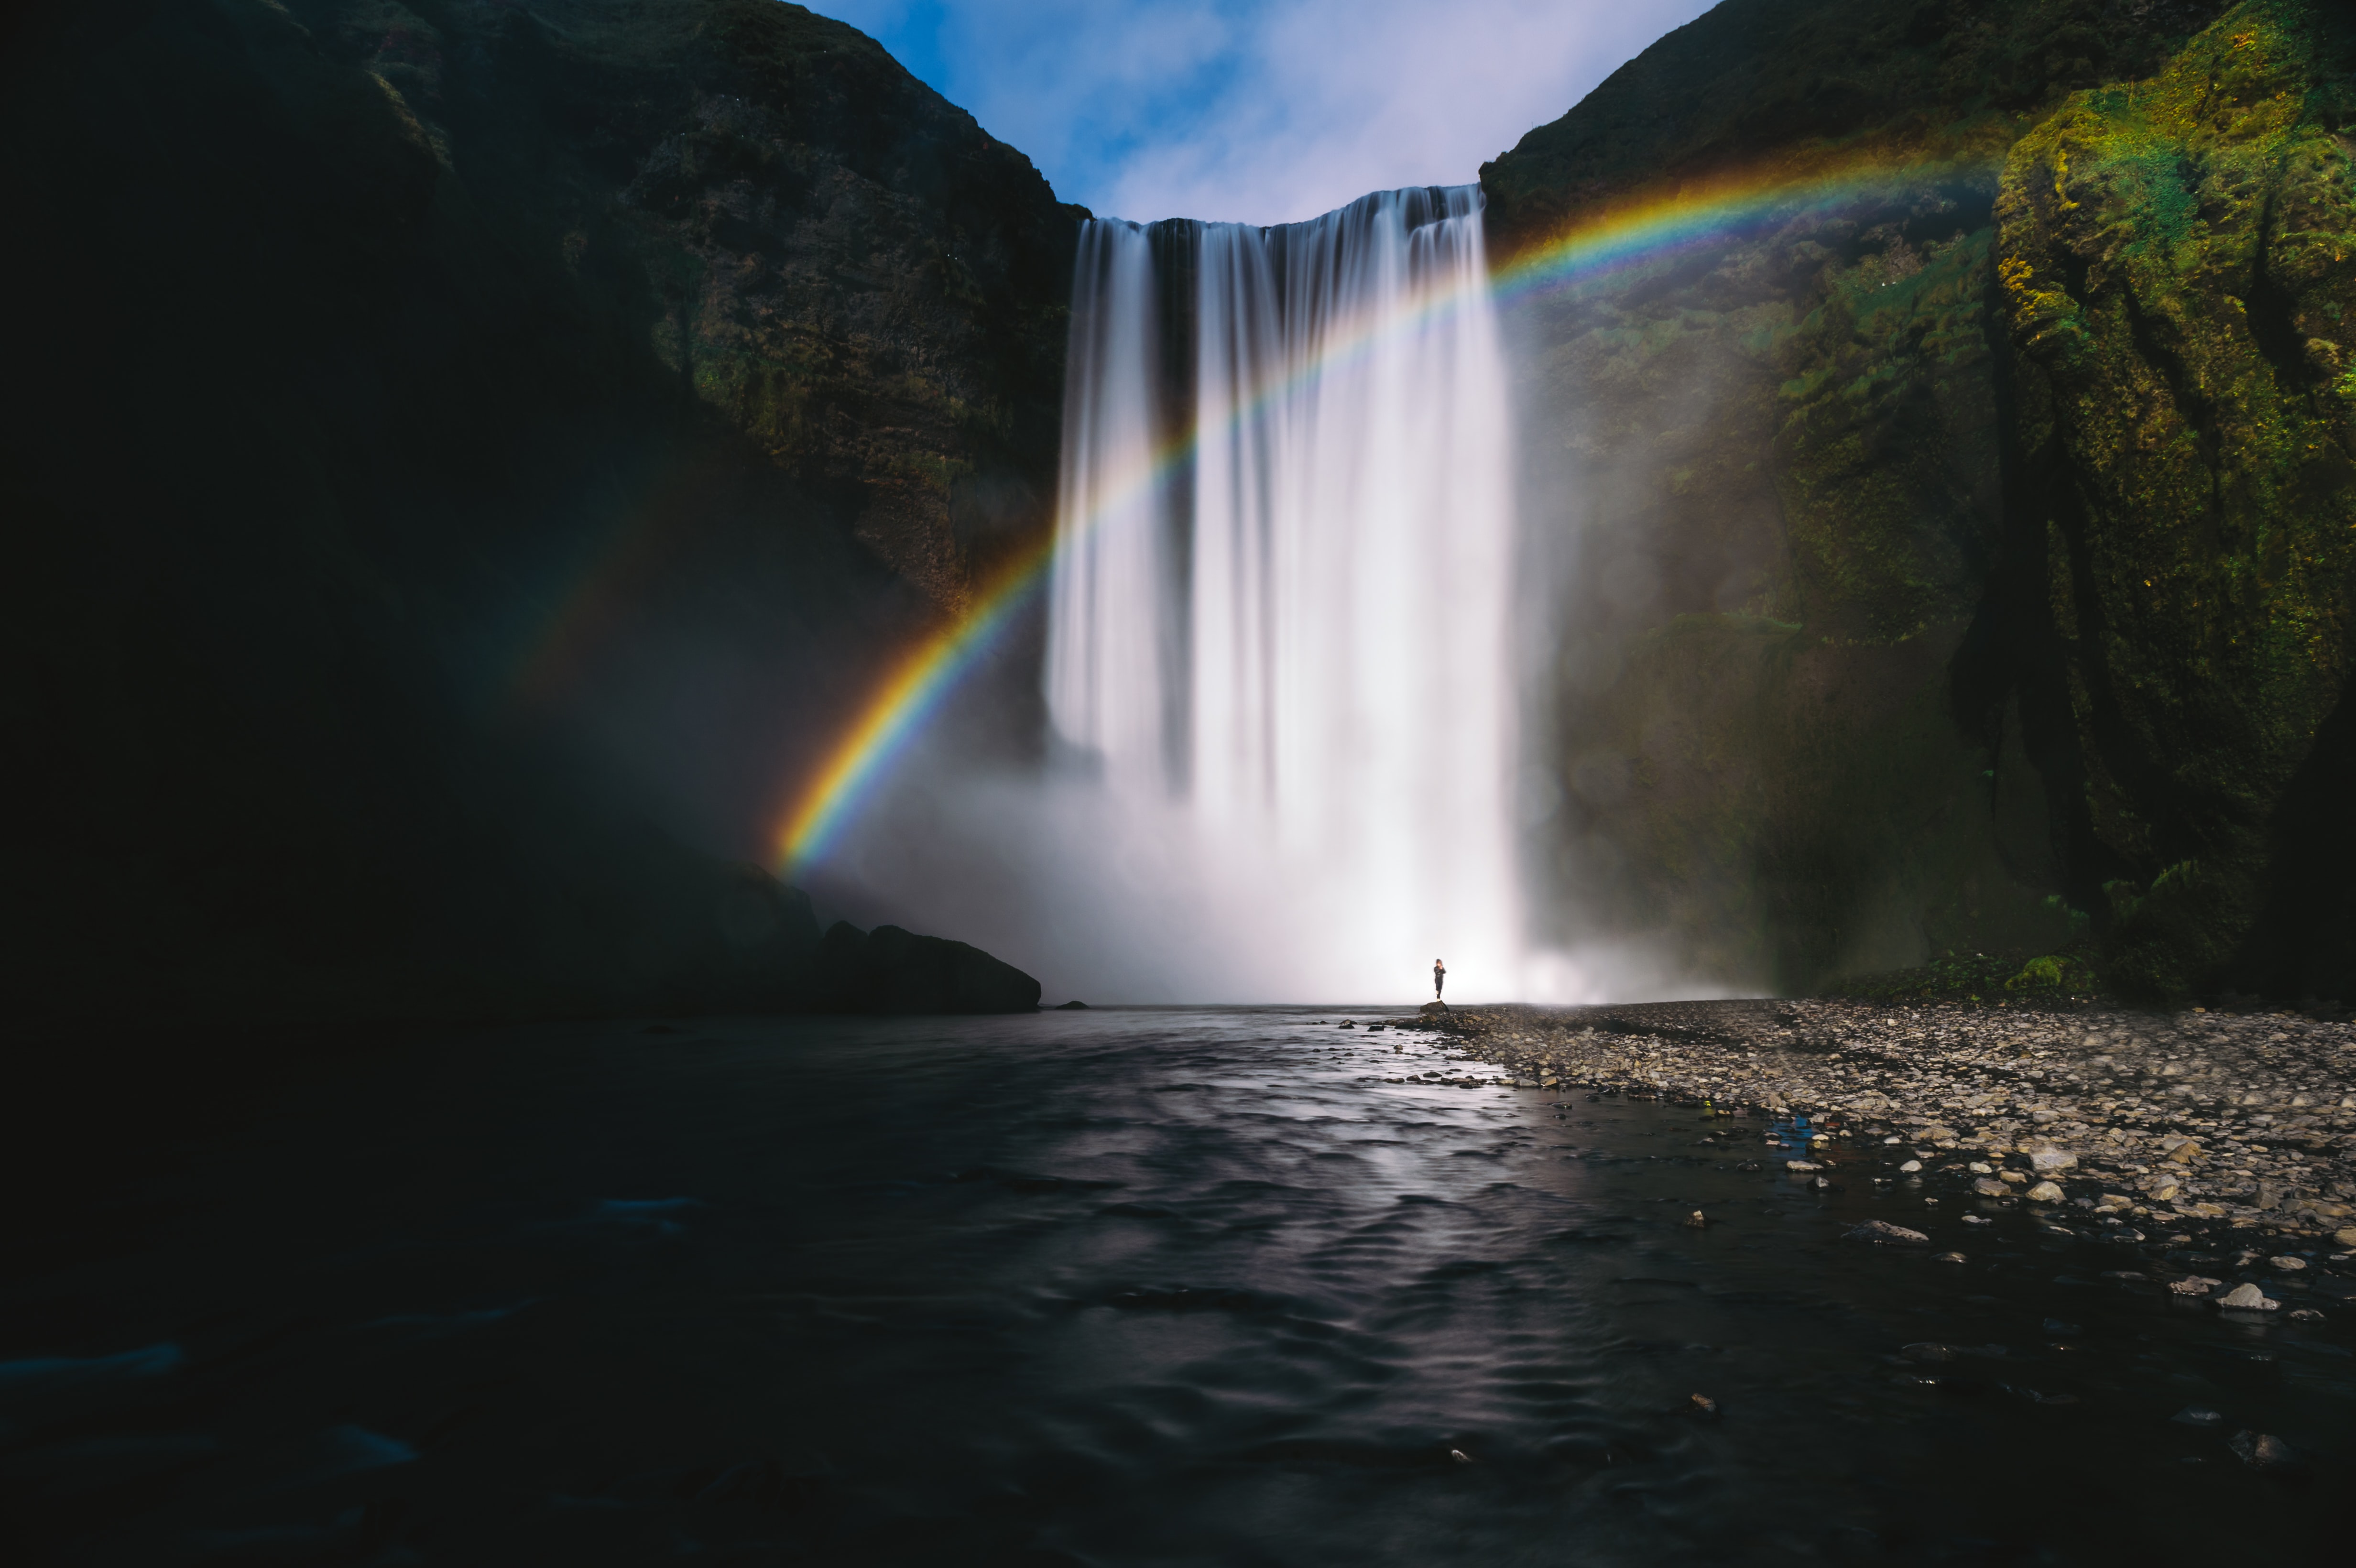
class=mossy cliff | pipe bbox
[1995,6,2356,998]
[1,0,1076,1026]
[1484,0,2356,1001]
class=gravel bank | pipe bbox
[1394,999,2356,1250]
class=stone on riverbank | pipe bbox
[2228,1431,2302,1471]
[1845,1220,1929,1245]
[1432,996,2356,1260]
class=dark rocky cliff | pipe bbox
[1,0,1076,1024]
[1484,0,2355,1002]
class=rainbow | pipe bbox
[752,152,1997,877]
[767,529,1062,872]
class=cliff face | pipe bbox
[1,0,1078,1024]
[1484,0,2355,1001]
[1994,6,2356,997]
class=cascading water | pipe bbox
[1045,186,1523,1001]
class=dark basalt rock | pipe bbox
[2228,1430,2304,1471]
[812,922,1040,1014]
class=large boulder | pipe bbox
[812,922,1040,1013]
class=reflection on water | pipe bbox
[4,1009,2343,1564]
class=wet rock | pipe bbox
[2214,1283,2280,1311]
[1932,1250,1967,1263]
[2171,1405,2224,1426]
[2169,1276,2222,1296]
[1898,1159,1922,1173]
[2269,1255,2309,1272]
[2288,1307,2327,1323]
[1682,1210,1710,1229]
[1688,1393,1719,1416]
[2026,1181,2064,1203]
[1972,1178,2010,1198]
[1845,1220,1930,1245]
[2227,1431,2302,1471]
[2029,1148,2078,1175]
[1785,1160,1821,1173]
[1449,1448,1472,1464]
[2334,1226,2356,1248]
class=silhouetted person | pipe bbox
[1433,958,1446,999]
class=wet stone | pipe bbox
[2228,1431,2302,1471]
[2214,1283,2280,1311]
[1846,1220,1930,1246]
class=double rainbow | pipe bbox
[749,154,1993,878]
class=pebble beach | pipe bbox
[1345,997,2356,1274]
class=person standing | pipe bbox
[1433,958,1446,999]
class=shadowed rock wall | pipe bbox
[0,0,1070,1025]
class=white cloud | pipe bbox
[807,0,1717,225]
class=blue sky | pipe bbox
[805,0,1718,226]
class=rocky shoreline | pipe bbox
[1354,998,2356,1299]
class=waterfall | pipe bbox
[1045,186,1522,1002]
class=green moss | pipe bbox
[1996,0,2356,998]
[1831,948,2101,1005]
[1501,0,2352,1001]
[1772,226,2002,641]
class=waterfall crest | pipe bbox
[1045,187,1522,1001]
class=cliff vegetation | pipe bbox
[1485,0,2356,1005]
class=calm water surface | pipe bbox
[6,1008,2345,1564]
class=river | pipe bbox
[6,1007,2342,1563]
